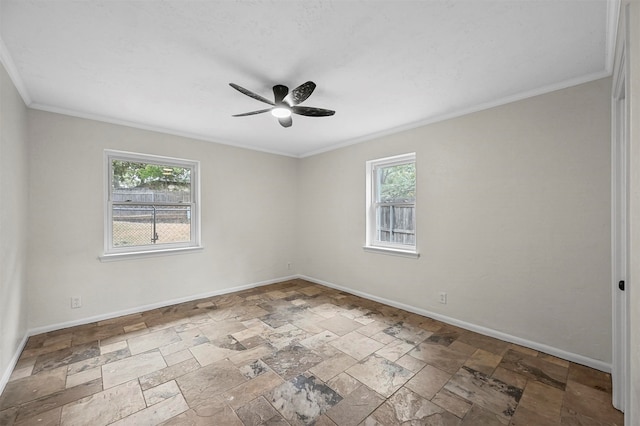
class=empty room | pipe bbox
[0,1,638,425]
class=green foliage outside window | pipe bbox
[112,160,190,190]
[377,163,416,203]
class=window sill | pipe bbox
[99,246,204,262]
[363,245,420,259]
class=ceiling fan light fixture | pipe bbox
[230,81,334,128]
[271,106,291,118]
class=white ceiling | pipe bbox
[0,1,617,157]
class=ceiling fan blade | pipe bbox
[273,85,289,104]
[284,81,316,105]
[232,108,272,117]
[292,106,335,117]
[278,116,292,128]
[229,83,274,106]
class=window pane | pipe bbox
[376,205,415,245]
[366,153,416,252]
[112,204,191,247]
[112,160,191,203]
[391,205,416,245]
[377,205,391,242]
[393,206,415,232]
[376,163,415,203]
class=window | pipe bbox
[365,153,418,257]
[102,150,201,260]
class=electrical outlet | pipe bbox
[71,296,82,309]
[287,262,292,270]
[439,292,447,304]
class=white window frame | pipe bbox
[101,150,202,261]
[364,153,419,258]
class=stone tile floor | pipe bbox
[0,279,624,425]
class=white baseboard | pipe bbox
[0,333,29,396]
[5,272,609,395]
[298,274,612,373]
[28,275,298,336]
[2,275,297,395]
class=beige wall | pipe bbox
[298,78,612,363]
[625,1,640,423]
[26,110,298,329]
[1,60,614,384]
[0,63,29,387]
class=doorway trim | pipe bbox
[611,2,630,414]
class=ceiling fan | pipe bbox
[229,81,335,128]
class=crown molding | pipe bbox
[2,1,620,160]
[29,102,298,159]
[300,70,612,158]
[0,35,32,106]
[605,0,621,74]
